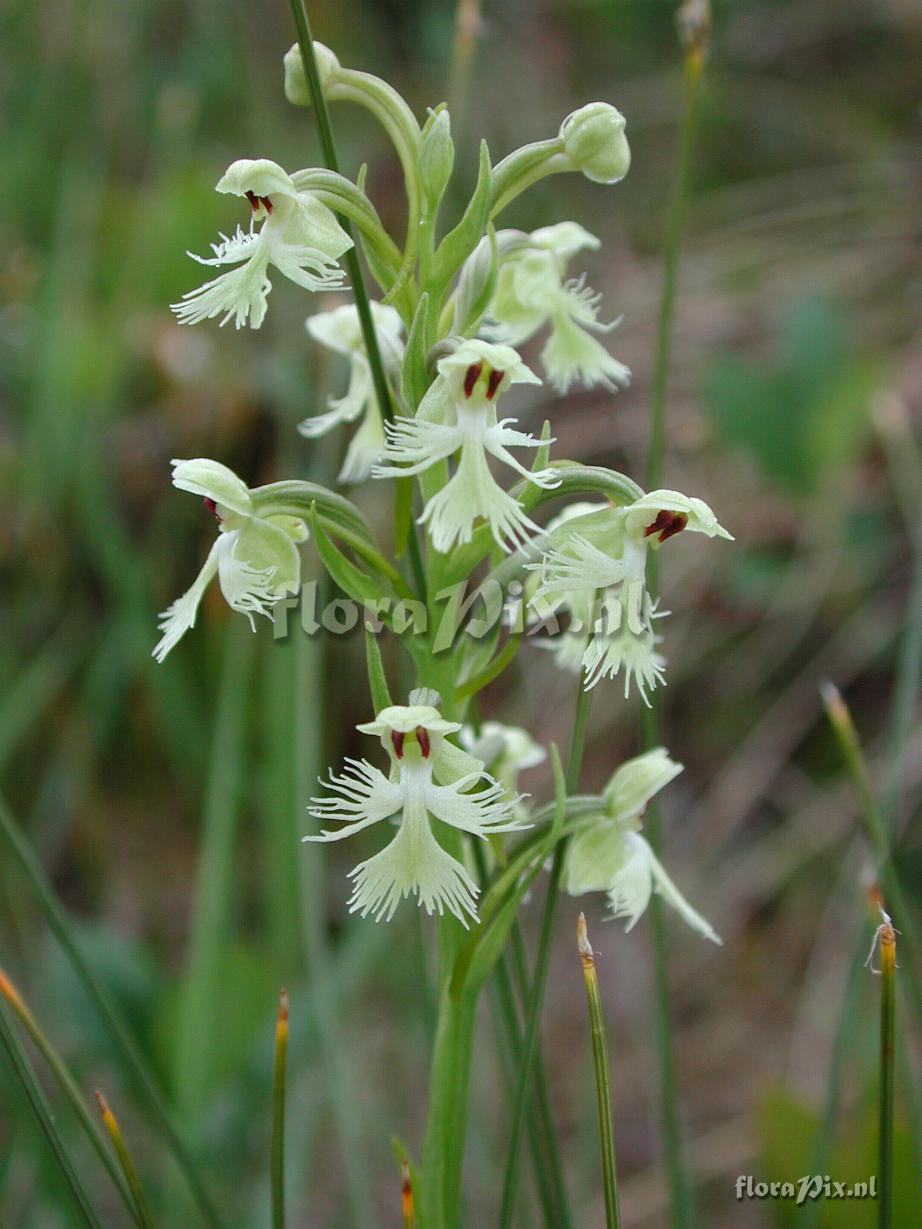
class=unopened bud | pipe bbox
[419,108,454,211]
[283,41,341,107]
[560,102,630,185]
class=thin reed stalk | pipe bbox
[577,914,621,1229]
[271,989,289,1229]
[876,913,897,1229]
[0,967,140,1225]
[499,731,580,1229]
[95,1090,158,1229]
[820,685,921,1025]
[0,996,104,1229]
[0,795,228,1229]
[642,9,709,1225]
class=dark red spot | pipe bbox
[644,510,688,543]
[463,363,483,398]
[416,726,431,758]
[203,497,220,520]
[245,190,273,214]
[392,731,405,759]
[486,368,505,400]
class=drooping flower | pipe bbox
[564,748,720,943]
[373,340,559,553]
[530,491,732,700]
[299,302,404,483]
[171,159,353,330]
[305,698,524,925]
[487,222,630,394]
[153,460,307,662]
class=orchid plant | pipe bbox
[156,30,730,1229]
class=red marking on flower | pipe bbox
[463,363,483,398]
[203,497,220,520]
[392,731,405,759]
[245,190,273,214]
[644,510,688,543]
[416,726,431,758]
[485,368,505,401]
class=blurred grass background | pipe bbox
[1,0,920,1225]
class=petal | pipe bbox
[628,490,733,541]
[540,312,631,394]
[421,439,542,554]
[374,417,464,478]
[284,193,354,261]
[564,824,627,896]
[171,459,252,517]
[605,748,683,823]
[216,158,297,200]
[337,400,386,485]
[306,757,404,839]
[346,804,479,925]
[530,221,601,260]
[357,705,461,737]
[171,256,272,330]
[647,840,722,944]
[606,833,654,931]
[151,538,221,663]
[424,774,524,836]
[231,517,302,595]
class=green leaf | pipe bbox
[428,141,493,310]
[364,629,393,712]
[310,508,396,610]
[400,292,432,411]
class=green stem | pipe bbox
[641,42,706,1229]
[0,796,228,1229]
[879,925,896,1229]
[288,0,427,597]
[577,914,621,1229]
[500,726,584,1229]
[472,841,571,1229]
[0,997,105,1229]
[271,990,288,1229]
[645,55,703,494]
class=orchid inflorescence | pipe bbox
[155,38,729,939]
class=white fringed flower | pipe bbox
[299,302,404,483]
[153,459,307,662]
[530,491,732,701]
[305,700,525,925]
[487,223,630,394]
[373,340,559,553]
[171,159,353,330]
[565,748,720,943]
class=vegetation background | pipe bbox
[1,0,920,1225]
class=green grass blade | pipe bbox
[0,795,228,1229]
[175,620,255,1122]
[95,1090,159,1229]
[0,966,141,1225]
[271,989,289,1229]
[0,996,105,1229]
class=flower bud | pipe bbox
[283,40,341,107]
[560,102,630,185]
[419,108,455,211]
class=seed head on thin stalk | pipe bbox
[94,1090,157,1229]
